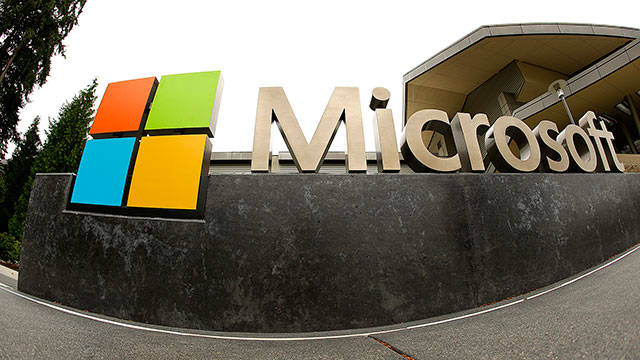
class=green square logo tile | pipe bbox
[145,71,223,137]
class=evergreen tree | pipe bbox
[0,161,5,207]
[0,117,41,233]
[0,167,18,260]
[0,233,19,261]
[6,79,96,259]
[0,0,87,157]
[0,117,40,260]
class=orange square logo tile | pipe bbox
[89,77,158,137]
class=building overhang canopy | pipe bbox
[516,56,640,129]
[404,24,640,121]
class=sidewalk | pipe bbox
[0,263,18,280]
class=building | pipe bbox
[404,23,640,171]
[210,23,640,173]
[19,22,640,334]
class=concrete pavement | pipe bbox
[1,245,639,359]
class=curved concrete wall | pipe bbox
[18,173,640,332]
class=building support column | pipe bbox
[625,94,640,138]
[621,122,638,154]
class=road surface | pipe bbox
[1,245,639,359]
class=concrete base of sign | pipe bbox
[18,173,640,332]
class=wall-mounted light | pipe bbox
[548,79,574,126]
[599,114,618,126]
[616,101,632,116]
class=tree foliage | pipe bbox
[0,0,87,157]
[2,79,95,261]
[0,232,19,261]
[0,116,40,260]
[0,116,40,234]
[31,79,96,173]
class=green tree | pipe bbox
[0,161,6,207]
[0,0,87,157]
[0,117,41,233]
[0,117,40,261]
[6,79,96,259]
[0,233,19,261]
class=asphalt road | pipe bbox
[1,245,639,359]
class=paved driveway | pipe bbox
[1,245,639,359]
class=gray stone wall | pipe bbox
[18,173,640,332]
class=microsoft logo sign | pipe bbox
[68,71,223,218]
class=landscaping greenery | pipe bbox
[0,80,96,261]
[0,117,40,260]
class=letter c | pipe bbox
[400,109,461,172]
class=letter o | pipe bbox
[558,124,597,173]
[486,116,541,172]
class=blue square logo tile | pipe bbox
[71,138,136,206]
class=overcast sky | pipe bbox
[10,0,640,156]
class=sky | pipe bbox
[9,0,640,156]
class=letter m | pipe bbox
[251,87,366,173]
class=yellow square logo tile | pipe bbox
[127,135,211,210]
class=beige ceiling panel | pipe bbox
[409,34,629,99]
[524,103,572,129]
[565,98,597,120]
[407,31,633,123]
[532,50,581,74]
[407,84,465,104]
[602,60,640,93]
[523,60,640,128]
[481,36,519,53]
[431,64,492,83]
[433,59,494,77]
[406,101,461,120]
[542,45,599,72]
[577,79,624,106]
[516,62,568,102]
[410,72,473,93]
[559,41,607,62]
[454,52,513,73]
[582,36,629,53]
[516,48,580,74]
[500,37,547,52]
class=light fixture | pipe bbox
[548,79,574,125]
[599,114,618,126]
[616,101,631,116]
